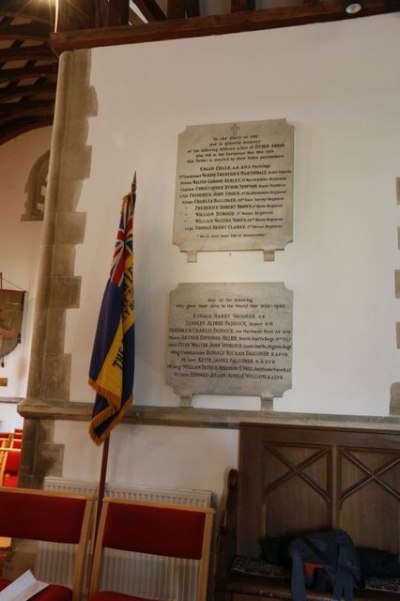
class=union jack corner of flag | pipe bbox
[110,194,133,288]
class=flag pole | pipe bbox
[95,435,110,537]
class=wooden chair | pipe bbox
[88,498,215,601]
[0,433,11,448]
[0,439,9,485]
[0,448,21,486]
[11,431,23,443]
[9,438,22,449]
[0,487,94,601]
[8,429,23,451]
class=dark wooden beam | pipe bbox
[0,117,53,146]
[128,9,146,25]
[0,22,51,41]
[51,0,400,54]
[231,0,256,11]
[0,82,56,102]
[94,0,110,27]
[168,0,185,19]
[134,0,166,21]
[0,45,57,63]
[0,101,55,126]
[167,0,200,18]
[185,0,200,18]
[0,0,53,24]
[0,64,58,83]
[57,0,96,32]
[107,0,130,25]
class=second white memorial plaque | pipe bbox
[166,282,293,405]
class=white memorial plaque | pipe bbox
[173,119,294,261]
[166,282,293,407]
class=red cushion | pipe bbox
[0,490,87,543]
[3,475,18,487]
[0,579,72,601]
[103,503,206,559]
[4,450,20,473]
[90,592,162,601]
[30,585,72,601]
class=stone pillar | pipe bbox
[20,49,97,488]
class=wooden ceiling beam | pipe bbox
[167,0,200,18]
[0,0,53,24]
[168,0,185,19]
[50,0,400,54]
[0,82,56,102]
[185,1,200,18]
[0,103,55,126]
[231,0,256,11]
[57,0,96,31]
[0,64,58,83]
[0,45,57,62]
[89,0,163,26]
[0,98,54,114]
[0,22,51,41]
[0,117,53,145]
[134,0,166,21]
[107,0,130,25]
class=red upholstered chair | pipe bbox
[88,498,215,601]
[0,448,21,486]
[0,487,94,601]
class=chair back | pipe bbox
[0,448,21,486]
[89,498,214,601]
[0,433,11,446]
[0,487,94,601]
[10,430,23,447]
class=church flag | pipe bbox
[89,187,135,445]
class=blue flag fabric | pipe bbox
[89,191,135,445]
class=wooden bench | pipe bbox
[215,423,400,600]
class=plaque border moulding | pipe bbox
[166,282,293,410]
[173,119,294,262]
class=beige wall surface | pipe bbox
[69,15,399,412]
[23,15,400,498]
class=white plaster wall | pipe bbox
[53,420,237,498]
[0,128,51,420]
[56,15,400,497]
[0,402,23,432]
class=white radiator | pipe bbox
[35,477,213,601]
